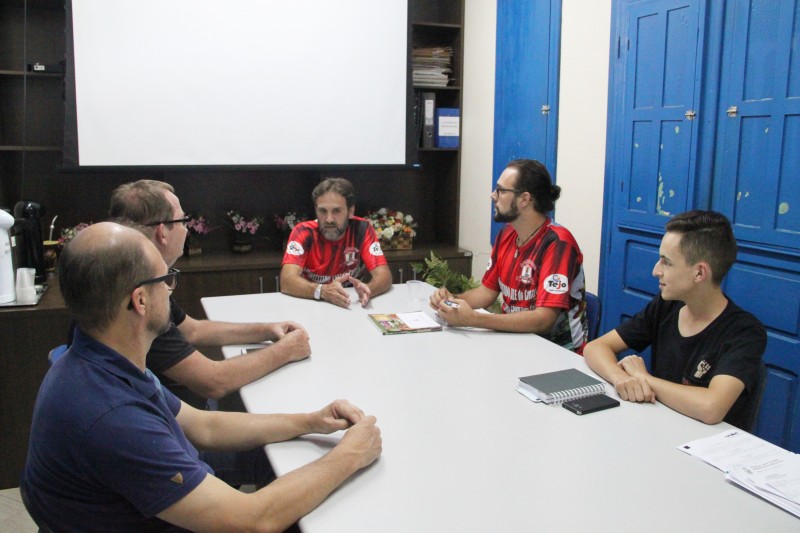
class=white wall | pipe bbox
[552,0,612,294]
[460,0,612,294]
[460,1,498,280]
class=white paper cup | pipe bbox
[15,268,36,303]
[16,267,35,288]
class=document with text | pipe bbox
[679,429,800,517]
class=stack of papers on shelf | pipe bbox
[368,312,442,335]
[678,429,800,517]
[412,46,453,87]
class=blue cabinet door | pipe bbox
[714,0,800,250]
[602,0,705,367]
[712,0,800,451]
[491,0,561,243]
[614,0,703,230]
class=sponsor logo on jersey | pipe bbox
[498,279,536,302]
[344,247,359,267]
[486,257,493,271]
[369,242,384,256]
[543,273,568,294]
[286,241,304,256]
[519,259,535,284]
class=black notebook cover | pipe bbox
[517,368,605,404]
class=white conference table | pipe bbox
[203,284,797,532]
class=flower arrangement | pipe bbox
[366,208,417,250]
[186,214,216,237]
[59,222,91,245]
[184,214,216,256]
[227,210,264,236]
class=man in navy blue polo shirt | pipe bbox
[22,222,382,532]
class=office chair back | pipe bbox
[585,292,602,341]
[740,362,767,432]
[48,344,68,366]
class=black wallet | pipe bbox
[562,394,620,415]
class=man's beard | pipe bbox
[147,311,172,337]
[321,221,347,241]
[493,203,519,223]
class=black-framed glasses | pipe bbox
[493,186,521,195]
[145,216,191,227]
[134,268,180,291]
[128,268,180,309]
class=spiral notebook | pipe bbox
[517,368,606,404]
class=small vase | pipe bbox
[231,237,253,254]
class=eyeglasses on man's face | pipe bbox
[134,267,180,291]
[493,185,521,195]
[145,216,191,227]
[127,268,180,310]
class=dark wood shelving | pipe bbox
[411,22,462,29]
[0,69,62,77]
[0,146,62,151]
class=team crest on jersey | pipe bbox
[518,259,535,284]
[344,247,359,267]
[286,241,304,256]
[369,242,384,256]
[543,273,568,294]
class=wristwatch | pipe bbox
[314,283,323,301]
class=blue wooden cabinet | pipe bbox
[492,0,561,243]
[601,0,800,451]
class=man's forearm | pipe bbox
[584,344,629,386]
[251,446,365,530]
[643,376,739,425]
[366,266,392,297]
[183,320,275,346]
[280,270,317,299]
[469,307,558,334]
[197,411,314,451]
[454,285,497,309]
[207,344,303,399]
[159,445,366,533]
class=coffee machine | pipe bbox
[13,200,47,284]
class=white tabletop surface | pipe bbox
[202,284,798,532]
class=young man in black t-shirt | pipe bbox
[584,211,766,428]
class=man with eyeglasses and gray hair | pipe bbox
[108,179,311,487]
[429,159,588,353]
[22,222,382,532]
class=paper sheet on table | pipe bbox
[729,453,800,505]
[677,429,790,472]
[727,461,800,517]
[679,429,800,518]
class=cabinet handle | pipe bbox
[275,275,280,293]
[399,268,404,284]
[259,276,264,293]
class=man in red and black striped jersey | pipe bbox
[281,178,392,308]
[430,159,588,353]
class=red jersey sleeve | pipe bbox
[359,222,388,271]
[281,222,314,267]
[535,237,579,311]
